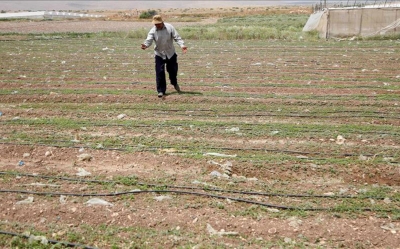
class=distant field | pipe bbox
[0,12,399,249]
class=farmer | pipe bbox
[141,15,188,98]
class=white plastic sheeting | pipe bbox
[0,11,103,19]
[303,7,400,38]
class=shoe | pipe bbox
[157,92,163,98]
[173,84,181,93]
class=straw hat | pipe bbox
[152,15,163,24]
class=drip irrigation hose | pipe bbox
[0,108,398,120]
[0,171,396,201]
[0,230,98,249]
[1,188,397,212]
[0,141,396,160]
[0,188,349,211]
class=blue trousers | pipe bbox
[155,53,178,94]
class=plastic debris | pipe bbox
[117,113,127,119]
[96,143,104,149]
[76,167,91,177]
[192,180,216,188]
[203,152,237,158]
[270,130,279,135]
[22,182,60,188]
[60,195,67,204]
[247,177,258,181]
[17,160,24,166]
[16,196,34,205]
[209,160,233,176]
[381,223,400,234]
[266,208,280,213]
[336,135,345,145]
[28,235,48,245]
[86,198,113,206]
[225,127,240,132]
[206,223,239,236]
[154,196,172,201]
[288,217,303,229]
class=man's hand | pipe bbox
[182,46,188,54]
[141,44,147,50]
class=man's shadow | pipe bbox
[167,91,203,96]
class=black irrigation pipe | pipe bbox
[1,141,397,160]
[0,188,377,212]
[172,113,400,120]
[0,140,393,159]
[0,171,395,201]
[0,230,98,249]
[2,119,400,136]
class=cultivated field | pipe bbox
[0,9,399,249]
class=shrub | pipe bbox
[139,10,157,19]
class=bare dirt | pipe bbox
[1,143,399,248]
[0,11,400,249]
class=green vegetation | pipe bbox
[139,9,157,19]
[179,14,315,40]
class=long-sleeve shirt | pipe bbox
[143,22,185,60]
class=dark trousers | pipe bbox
[155,53,178,93]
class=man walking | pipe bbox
[141,15,188,98]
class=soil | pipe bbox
[0,13,400,249]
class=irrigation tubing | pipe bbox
[0,230,98,249]
[0,171,395,201]
[0,108,399,120]
[0,141,396,160]
[2,119,399,137]
[1,187,397,213]
[0,188,355,212]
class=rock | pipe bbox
[210,170,222,177]
[76,168,91,177]
[77,153,92,161]
[16,196,34,205]
[86,198,113,206]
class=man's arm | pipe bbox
[170,25,187,53]
[141,28,155,50]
